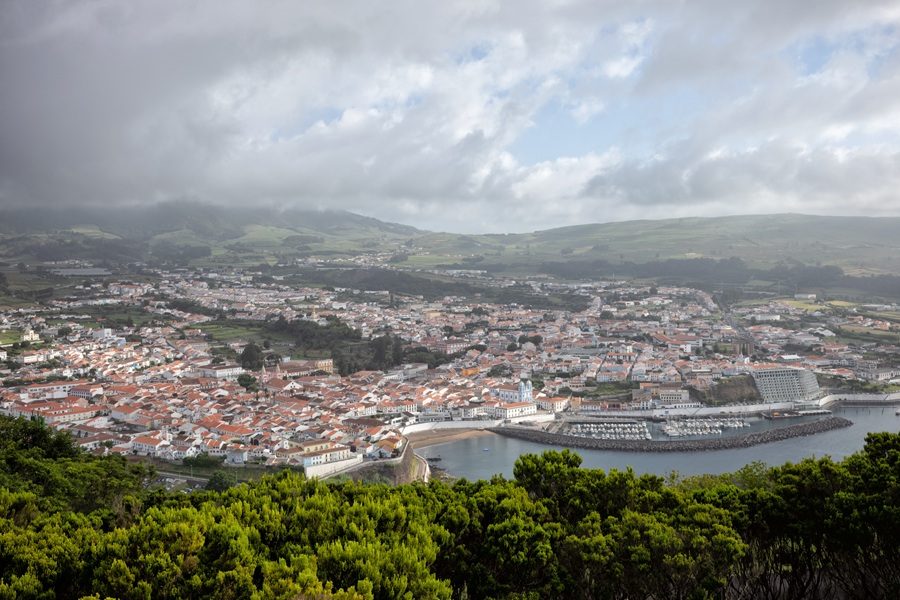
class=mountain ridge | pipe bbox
[0,204,898,275]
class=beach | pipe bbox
[406,428,494,449]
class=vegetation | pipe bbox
[690,374,762,406]
[239,343,264,371]
[1,415,898,598]
[332,334,457,375]
[264,316,361,355]
[293,268,590,311]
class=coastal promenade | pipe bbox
[488,416,853,452]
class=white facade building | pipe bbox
[752,367,821,403]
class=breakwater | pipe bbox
[488,416,853,452]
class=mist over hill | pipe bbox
[0,202,419,239]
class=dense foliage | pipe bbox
[1,415,898,599]
[332,334,457,375]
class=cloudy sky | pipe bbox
[2,1,900,232]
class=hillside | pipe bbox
[2,207,899,278]
[411,214,900,275]
[0,203,419,266]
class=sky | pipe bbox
[2,0,900,233]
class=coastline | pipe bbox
[406,428,494,449]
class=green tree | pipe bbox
[205,471,237,492]
[239,343,263,371]
[236,373,257,391]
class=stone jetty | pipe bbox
[488,416,852,452]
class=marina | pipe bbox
[568,420,652,441]
[660,417,748,437]
[417,407,900,480]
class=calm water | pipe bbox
[417,407,900,479]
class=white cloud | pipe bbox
[0,0,899,232]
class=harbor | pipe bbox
[491,416,851,453]
[660,417,749,437]
[567,420,652,441]
[416,407,899,480]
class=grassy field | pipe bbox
[0,330,22,345]
[199,321,275,342]
[79,306,168,327]
[863,311,900,322]
[0,295,35,310]
[67,226,121,239]
[199,320,297,357]
[835,325,900,345]
[782,299,823,312]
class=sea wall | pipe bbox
[818,393,900,407]
[304,454,363,478]
[402,420,502,435]
[488,416,853,452]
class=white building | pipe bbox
[198,365,244,380]
[536,397,569,412]
[658,389,690,404]
[495,401,537,419]
[301,444,352,467]
[752,367,821,403]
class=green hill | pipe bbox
[0,203,420,266]
[1,207,899,277]
[413,214,900,275]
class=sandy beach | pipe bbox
[406,428,494,449]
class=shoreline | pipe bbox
[488,416,853,453]
[406,428,493,449]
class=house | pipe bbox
[453,403,485,419]
[110,404,141,423]
[536,396,569,412]
[494,401,537,419]
[71,384,104,399]
[266,378,303,394]
[301,443,352,467]
[197,365,244,380]
[225,444,250,465]
[131,435,168,457]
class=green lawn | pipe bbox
[836,325,900,345]
[200,320,296,356]
[0,330,22,345]
[782,299,823,312]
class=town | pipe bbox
[2,263,899,483]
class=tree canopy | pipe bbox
[1,415,898,599]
